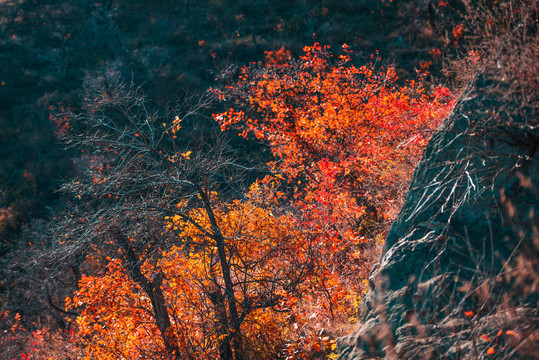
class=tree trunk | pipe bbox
[198,189,241,360]
[117,232,181,359]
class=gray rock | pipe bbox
[338,70,538,359]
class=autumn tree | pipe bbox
[215,42,453,247]
[53,45,453,359]
[215,43,453,232]
[213,43,454,354]
[53,70,313,359]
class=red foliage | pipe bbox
[213,44,454,356]
[214,43,453,244]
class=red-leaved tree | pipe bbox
[213,43,454,356]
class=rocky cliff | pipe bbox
[338,65,538,358]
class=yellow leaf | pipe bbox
[181,151,192,159]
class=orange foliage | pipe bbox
[213,43,454,356]
[214,43,452,263]
[264,46,292,65]
[215,43,452,230]
[68,198,311,359]
[66,43,454,359]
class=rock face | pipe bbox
[338,71,538,359]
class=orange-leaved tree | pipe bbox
[54,71,314,360]
[213,43,454,354]
[66,197,311,359]
[215,43,453,235]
